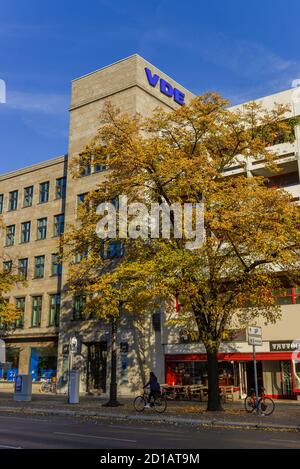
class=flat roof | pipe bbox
[0,154,67,181]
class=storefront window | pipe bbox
[165,360,238,387]
[29,347,57,382]
[0,348,19,381]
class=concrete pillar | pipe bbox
[18,346,31,374]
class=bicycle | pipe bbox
[133,390,167,414]
[39,378,57,394]
[244,387,275,415]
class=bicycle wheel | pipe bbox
[258,397,275,416]
[153,395,167,413]
[133,395,146,412]
[244,396,256,413]
[39,382,48,393]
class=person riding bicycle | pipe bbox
[143,372,161,408]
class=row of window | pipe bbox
[5,214,64,246]
[0,293,94,330]
[0,294,61,329]
[3,253,62,279]
[0,177,66,214]
[79,162,107,177]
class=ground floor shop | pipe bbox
[165,351,300,399]
[0,338,58,383]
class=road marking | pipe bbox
[54,431,136,443]
[271,439,300,445]
[0,444,22,449]
[0,416,48,422]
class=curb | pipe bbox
[0,406,299,432]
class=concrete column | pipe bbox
[18,346,31,374]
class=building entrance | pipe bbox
[86,342,107,393]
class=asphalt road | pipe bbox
[0,413,299,449]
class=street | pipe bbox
[0,412,299,449]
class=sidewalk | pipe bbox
[0,391,299,432]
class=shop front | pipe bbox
[0,347,20,381]
[29,346,58,382]
[165,350,300,400]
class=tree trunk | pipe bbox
[103,316,122,407]
[206,348,224,412]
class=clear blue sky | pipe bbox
[1,0,300,173]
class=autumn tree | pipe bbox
[0,223,22,337]
[63,95,300,411]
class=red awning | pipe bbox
[165,352,300,362]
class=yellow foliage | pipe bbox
[63,95,300,351]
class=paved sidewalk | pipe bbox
[0,392,299,432]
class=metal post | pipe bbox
[253,344,259,411]
[67,346,73,404]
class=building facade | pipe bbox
[1,55,300,398]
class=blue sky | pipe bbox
[1,0,300,173]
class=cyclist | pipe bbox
[143,371,161,408]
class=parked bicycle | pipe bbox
[39,378,57,394]
[133,390,167,413]
[244,387,275,415]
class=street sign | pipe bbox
[247,326,262,337]
[248,336,263,346]
[247,326,263,411]
[247,326,262,346]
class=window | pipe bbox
[53,214,64,236]
[31,296,42,327]
[23,186,33,207]
[8,190,18,211]
[101,240,122,259]
[73,294,86,320]
[5,225,15,246]
[55,177,66,199]
[80,163,91,177]
[34,255,45,278]
[18,258,28,280]
[51,253,62,276]
[274,287,300,305]
[15,297,25,328]
[3,260,12,272]
[93,163,106,173]
[49,294,60,326]
[37,218,47,240]
[74,251,88,264]
[77,193,87,205]
[20,221,31,243]
[39,181,49,203]
[0,194,3,214]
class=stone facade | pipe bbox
[1,54,300,398]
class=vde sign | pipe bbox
[145,68,185,106]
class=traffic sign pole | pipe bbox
[253,344,259,411]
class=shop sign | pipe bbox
[270,340,300,352]
[145,68,186,106]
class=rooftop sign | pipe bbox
[145,67,185,106]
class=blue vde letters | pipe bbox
[145,67,185,106]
